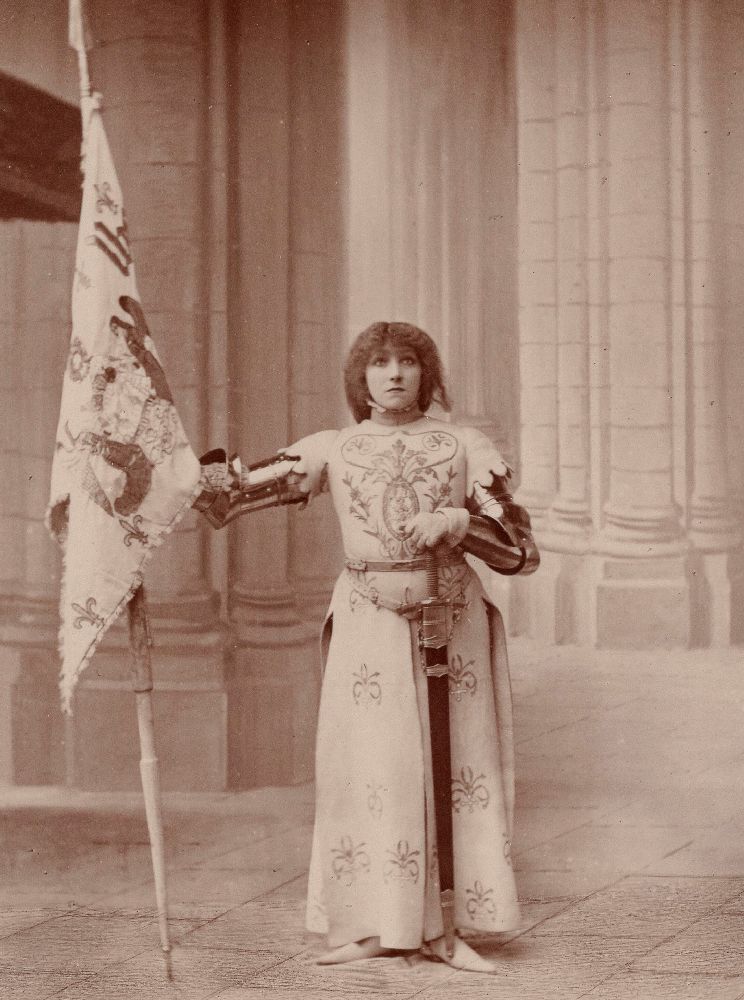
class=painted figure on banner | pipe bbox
[194,321,539,973]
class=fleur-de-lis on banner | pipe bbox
[71,597,105,630]
[119,514,149,547]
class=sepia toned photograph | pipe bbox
[1,0,743,997]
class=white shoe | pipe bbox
[316,936,392,965]
[423,935,497,973]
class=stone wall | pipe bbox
[1,0,742,790]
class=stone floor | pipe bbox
[2,638,744,999]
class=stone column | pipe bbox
[549,1,591,540]
[514,0,558,528]
[596,0,689,647]
[0,221,74,785]
[514,0,560,639]
[226,0,318,788]
[345,0,397,332]
[720,0,744,643]
[287,0,346,623]
[65,0,226,790]
[684,0,740,645]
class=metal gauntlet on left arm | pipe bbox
[192,448,307,529]
[462,474,540,576]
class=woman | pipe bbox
[197,321,539,972]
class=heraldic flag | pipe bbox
[47,97,201,712]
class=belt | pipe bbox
[345,550,465,573]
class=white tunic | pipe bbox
[291,417,520,949]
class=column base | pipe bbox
[0,597,228,790]
[517,538,691,648]
[523,547,596,645]
[70,626,227,791]
[594,551,690,648]
[228,588,321,788]
[689,548,742,647]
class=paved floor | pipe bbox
[2,638,744,999]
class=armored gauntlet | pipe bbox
[462,473,539,576]
[193,448,306,529]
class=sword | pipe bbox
[401,550,465,958]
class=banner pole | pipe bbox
[128,584,173,980]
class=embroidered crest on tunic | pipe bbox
[341,430,459,559]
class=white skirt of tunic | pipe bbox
[305,561,520,949]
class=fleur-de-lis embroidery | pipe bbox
[367,782,384,819]
[465,880,497,920]
[71,597,105,630]
[94,181,119,215]
[449,654,477,701]
[383,840,420,883]
[119,514,149,547]
[451,766,490,814]
[330,836,371,886]
[352,663,382,706]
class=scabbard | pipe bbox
[421,553,457,956]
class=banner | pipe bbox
[47,99,201,711]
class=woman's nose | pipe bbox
[388,360,402,379]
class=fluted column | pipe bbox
[345,0,396,332]
[0,222,74,785]
[684,0,740,644]
[287,0,346,618]
[226,0,318,787]
[515,0,558,527]
[514,0,561,639]
[720,0,744,643]
[596,0,689,646]
[548,1,591,541]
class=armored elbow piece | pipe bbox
[193,448,307,529]
[462,474,540,576]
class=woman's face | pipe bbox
[365,343,422,413]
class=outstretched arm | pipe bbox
[193,448,307,529]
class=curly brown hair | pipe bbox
[343,322,452,423]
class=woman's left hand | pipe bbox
[404,511,450,550]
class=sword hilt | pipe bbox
[425,549,439,600]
